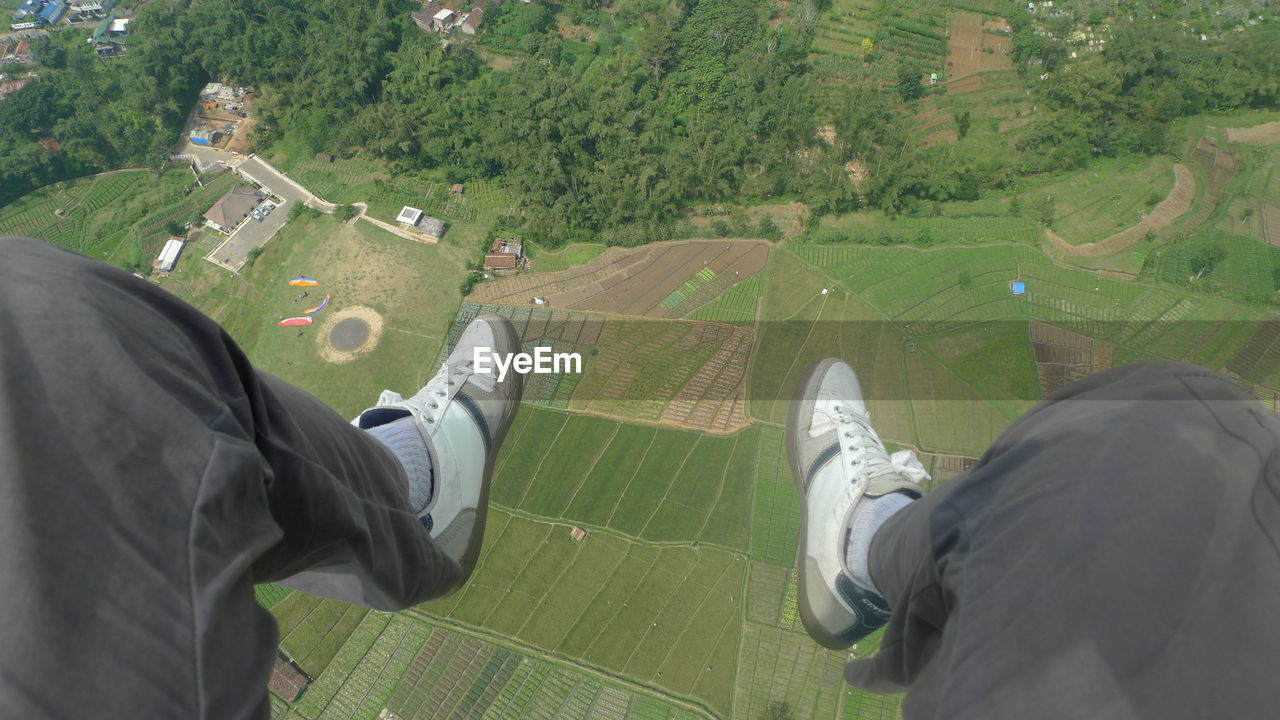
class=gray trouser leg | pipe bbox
[857,361,1280,719]
[0,238,461,719]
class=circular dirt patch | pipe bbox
[318,306,384,363]
[330,317,370,352]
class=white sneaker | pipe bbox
[788,358,928,649]
[355,314,523,589]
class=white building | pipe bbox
[153,237,184,272]
[397,206,424,227]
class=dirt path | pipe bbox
[1045,164,1195,257]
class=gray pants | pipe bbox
[0,238,459,718]
[862,361,1280,718]
[4,238,1278,718]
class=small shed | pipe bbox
[431,8,455,30]
[397,206,424,227]
[484,253,517,271]
[451,183,465,195]
[1011,281,1026,296]
[315,152,333,163]
[569,527,587,542]
[419,216,446,240]
[153,237,185,272]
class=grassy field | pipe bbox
[527,241,608,272]
[271,594,372,678]
[419,508,745,716]
[158,214,471,418]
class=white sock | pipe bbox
[844,491,914,595]
[365,416,433,513]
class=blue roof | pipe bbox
[1011,281,1026,295]
[39,0,65,22]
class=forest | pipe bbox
[1,0,1277,245]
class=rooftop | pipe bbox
[397,206,424,225]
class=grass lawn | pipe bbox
[158,213,471,418]
[526,241,607,272]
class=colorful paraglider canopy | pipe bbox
[303,294,331,315]
[289,277,319,287]
[278,317,313,327]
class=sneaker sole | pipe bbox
[788,358,860,650]
[451,314,524,588]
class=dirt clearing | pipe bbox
[318,306,384,363]
[946,11,1011,86]
[1225,122,1280,146]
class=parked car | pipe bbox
[252,213,263,222]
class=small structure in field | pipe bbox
[1011,281,1026,296]
[315,152,333,163]
[484,238,524,271]
[451,183,465,195]
[570,527,587,542]
[418,216,446,241]
[153,237,185,273]
[397,206,424,228]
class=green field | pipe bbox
[687,273,763,324]
[419,508,745,716]
[528,241,609,272]
[272,594,372,678]
[159,214,471,418]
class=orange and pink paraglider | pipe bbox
[303,294,330,315]
[289,277,319,287]
[278,317,313,327]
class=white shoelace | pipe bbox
[415,355,495,425]
[829,404,929,484]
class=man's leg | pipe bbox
[853,361,1280,718]
[0,238,491,718]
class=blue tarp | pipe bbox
[1012,281,1026,295]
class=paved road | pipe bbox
[203,156,317,272]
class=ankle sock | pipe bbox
[844,491,914,595]
[365,416,434,513]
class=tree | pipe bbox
[1191,243,1227,280]
[897,63,924,101]
[954,110,971,139]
